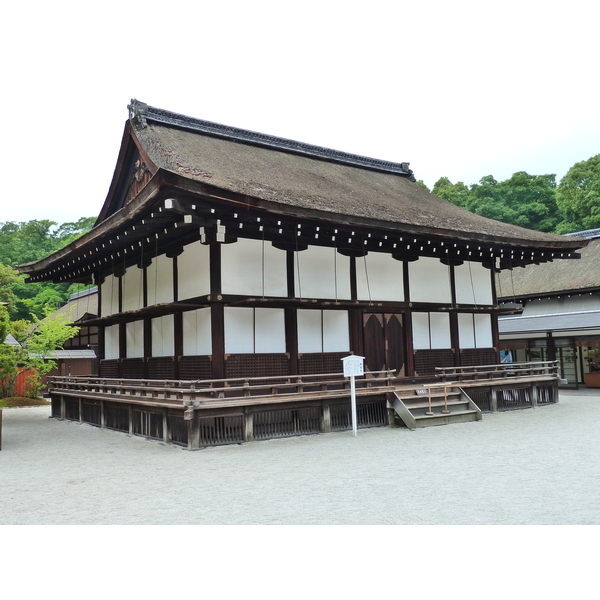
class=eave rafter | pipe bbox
[20,181,583,285]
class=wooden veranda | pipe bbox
[47,361,561,449]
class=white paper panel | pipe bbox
[297,310,323,353]
[254,308,286,353]
[224,307,255,354]
[104,324,120,359]
[409,257,452,303]
[177,241,210,300]
[182,308,212,356]
[322,310,349,352]
[412,312,431,350]
[222,238,287,297]
[147,254,174,305]
[122,266,144,312]
[454,262,493,305]
[295,246,351,300]
[474,314,493,348]
[356,252,404,301]
[100,274,119,317]
[429,312,451,349]
[152,315,175,357]
[126,320,144,358]
[458,313,476,349]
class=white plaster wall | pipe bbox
[474,314,493,347]
[104,324,120,359]
[126,320,144,358]
[356,252,404,301]
[224,307,255,354]
[429,312,451,349]
[412,312,451,349]
[100,274,119,317]
[122,266,144,312]
[297,310,323,353]
[182,308,212,356]
[147,254,174,306]
[178,240,210,300]
[295,246,351,300]
[454,262,493,305]
[152,315,175,357]
[412,312,431,350]
[322,310,349,352]
[222,238,287,297]
[458,313,476,349]
[409,257,452,303]
[254,308,286,353]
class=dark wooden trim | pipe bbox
[119,323,126,360]
[350,256,357,300]
[173,254,179,302]
[210,243,222,296]
[286,250,295,298]
[450,265,457,306]
[404,310,415,377]
[285,307,298,375]
[403,261,410,303]
[118,274,123,313]
[211,303,225,379]
[449,312,461,367]
[142,263,148,308]
[349,309,364,358]
[174,312,183,379]
[143,318,152,359]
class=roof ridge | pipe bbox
[127,99,416,180]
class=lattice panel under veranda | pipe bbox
[82,401,102,426]
[198,415,244,447]
[330,398,388,431]
[253,406,322,440]
[536,385,558,405]
[65,398,80,421]
[465,387,492,412]
[51,396,61,418]
[133,409,163,440]
[104,404,130,432]
[496,387,532,411]
[168,414,188,447]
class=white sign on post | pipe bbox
[341,355,365,437]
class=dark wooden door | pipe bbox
[362,313,405,377]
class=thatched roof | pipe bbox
[498,234,600,299]
[130,101,580,247]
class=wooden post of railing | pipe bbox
[441,383,450,414]
[426,386,434,416]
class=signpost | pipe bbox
[342,355,365,437]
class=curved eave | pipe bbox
[18,169,588,283]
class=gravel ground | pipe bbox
[1,389,599,525]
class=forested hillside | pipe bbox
[420,154,600,235]
[0,217,96,321]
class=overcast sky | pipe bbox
[2,0,598,225]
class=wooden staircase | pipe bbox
[390,385,482,429]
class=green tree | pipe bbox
[432,172,560,232]
[0,311,79,398]
[555,154,600,233]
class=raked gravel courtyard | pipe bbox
[1,389,599,525]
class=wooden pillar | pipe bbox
[321,400,332,433]
[285,307,298,376]
[244,409,254,442]
[174,312,183,380]
[187,413,200,450]
[449,312,461,368]
[211,303,225,380]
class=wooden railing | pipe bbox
[48,370,397,408]
[435,360,559,383]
